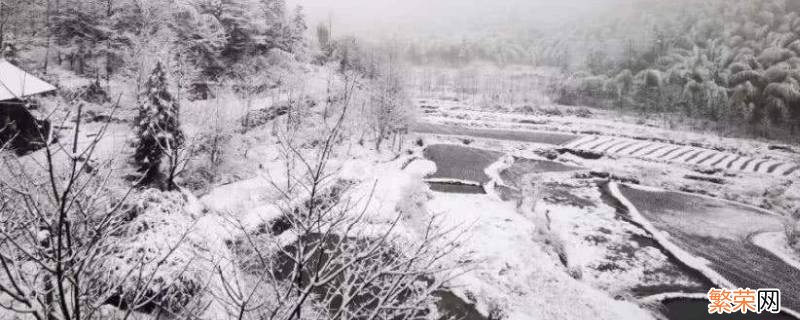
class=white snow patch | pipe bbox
[485,153,514,187]
[339,159,376,181]
[343,160,432,240]
[405,159,437,178]
[752,232,800,272]
[639,292,707,304]
[201,177,272,215]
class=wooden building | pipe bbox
[0,59,57,154]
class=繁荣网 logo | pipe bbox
[707,288,781,314]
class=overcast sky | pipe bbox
[287,0,636,40]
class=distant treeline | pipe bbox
[556,0,800,138]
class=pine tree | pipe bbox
[134,62,184,189]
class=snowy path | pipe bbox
[563,135,799,176]
[616,184,800,314]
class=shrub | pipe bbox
[102,189,221,313]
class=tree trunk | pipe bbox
[375,127,385,151]
[105,0,112,91]
[243,96,252,131]
[0,23,4,55]
[44,0,52,72]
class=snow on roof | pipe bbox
[0,59,57,101]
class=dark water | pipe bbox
[423,144,582,195]
[423,144,503,183]
[435,290,487,320]
[662,298,796,320]
[428,182,486,194]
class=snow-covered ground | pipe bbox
[541,184,707,297]
[417,98,800,162]
[15,63,799,319]
[409,99,800,318]
[425,191,655,320]
[413,98,800,216]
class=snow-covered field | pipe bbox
[425,191,655,320]
[413,98,800,214]
[8,66,800,319]
[406,97,800,318]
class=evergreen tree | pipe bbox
[133,62,184,189]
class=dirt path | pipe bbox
[618,185,800,313]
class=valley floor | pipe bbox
[406,98,800,319]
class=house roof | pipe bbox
[0,59,57,101]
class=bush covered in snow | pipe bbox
[100,189,217,313]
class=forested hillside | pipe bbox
[557,0,800,138]
[0,0,307,98]
[0,0,432,318]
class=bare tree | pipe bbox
[0,102,194,320]
[153,122,194,192]
[231,56,272,132]
[368,56,414,152]
[211,97,463,320]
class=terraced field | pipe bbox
[564,136,799,176]
[416,103,800,319]
[618,184,800,313]
[423,144,503,184]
